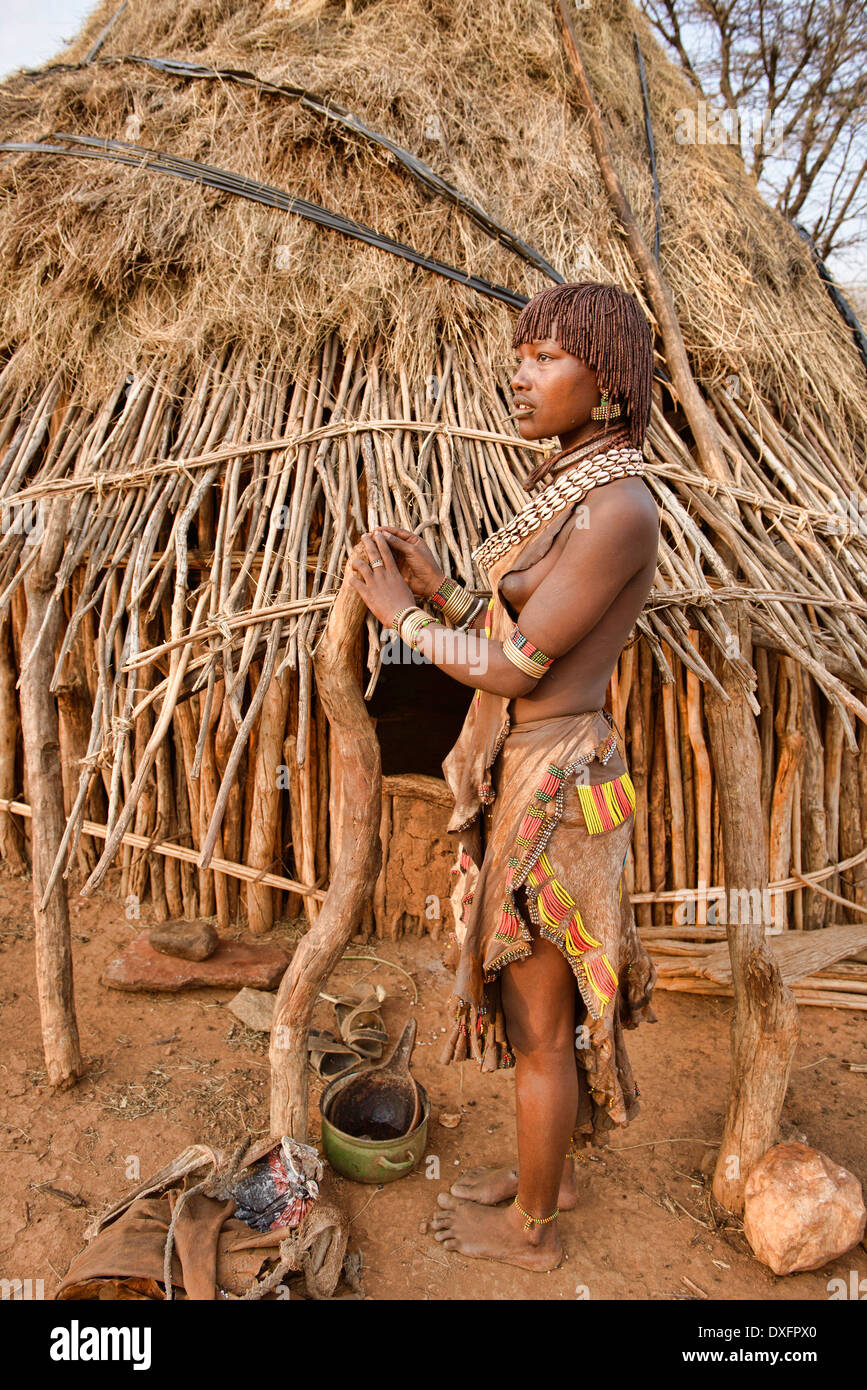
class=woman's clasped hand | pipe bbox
[344,527,445,627]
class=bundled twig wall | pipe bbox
[0,329,865,937]
[0,0,865,953]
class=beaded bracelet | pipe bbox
[502,623,554,679]
[428,575,477,626]
[397,606,438,651]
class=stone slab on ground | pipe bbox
[228,987,276,1032]
[102,932,289,992]
[149,919,219,961]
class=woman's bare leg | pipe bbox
[432,909,577,1270]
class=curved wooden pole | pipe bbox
[269,544,381,1139]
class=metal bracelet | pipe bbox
[398,607,437,651]
[391,605,418,631]
[453,595,486,631]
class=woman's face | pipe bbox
[510,333,602,447]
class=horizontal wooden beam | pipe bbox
[0,798,326,903]
[4,797,865,909]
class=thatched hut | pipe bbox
[0,0,865,1211]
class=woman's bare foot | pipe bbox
[450,1157,579,1209]
[432,1192,563,1271]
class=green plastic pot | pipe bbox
[320,1071,430,1185]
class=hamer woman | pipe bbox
[346,281,660,1271]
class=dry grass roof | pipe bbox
[0,0,863,458]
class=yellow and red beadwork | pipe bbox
[575,772,636,833]
[525,850,619,1012]
[502,623,554,680]
[493,762,565,944]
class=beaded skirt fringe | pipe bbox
[441,720,632,1071]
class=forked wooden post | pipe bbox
[19,500,83,1088]
[269,543,382,1139]
[701,603,800,1212]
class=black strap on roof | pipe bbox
[12,51,563,285]
[793,223,867,378]
[632,33,661,262]
[0,132,531,310]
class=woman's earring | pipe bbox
[591,389,622,420]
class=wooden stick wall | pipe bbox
[5,611,866,937]
[0,333,865,932]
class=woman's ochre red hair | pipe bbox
[512,281,654,452]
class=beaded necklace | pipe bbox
[472,432,646,572]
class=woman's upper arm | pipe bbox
[511,491,657,660]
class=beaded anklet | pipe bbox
[513,1197,559,1231]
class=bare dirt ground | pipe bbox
[1,862,865,1302]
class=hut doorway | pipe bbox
[368,640,469,778]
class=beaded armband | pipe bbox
[502,623,554,679]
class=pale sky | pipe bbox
[0,0,95,79]
[0,0,862,292]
